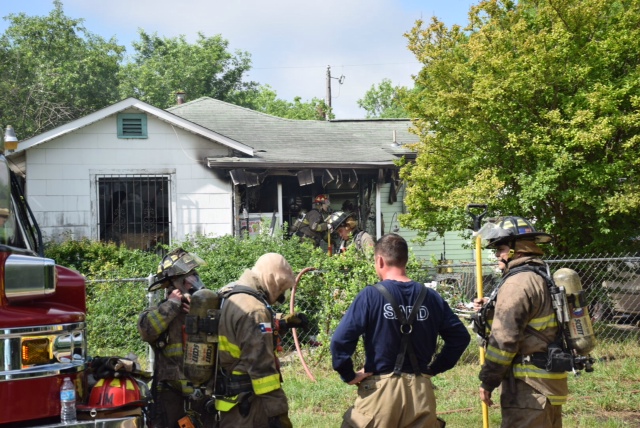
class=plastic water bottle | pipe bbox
[60,377,77,424]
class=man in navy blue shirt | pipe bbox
[330,233,470,427]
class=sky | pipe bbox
[0,0,478,119]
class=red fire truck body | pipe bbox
[0,153,142,427]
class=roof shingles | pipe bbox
[168,97,417,165]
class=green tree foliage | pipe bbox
[0,0,124,138]
[118,30,258,109]
[401,0,640,253]
[357,78,409,119]
[238,85,332,120]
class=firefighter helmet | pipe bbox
[482,216,552,249]
[82,377,147,411]
[148,248,206,292]
[327,211,352,231]
[313,194,330,204]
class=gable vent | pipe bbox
[117,113,148,139]
[122,118,143,135]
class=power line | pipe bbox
[252,61,421,70]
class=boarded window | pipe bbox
[117,113,148,138]
[97,175,171,250]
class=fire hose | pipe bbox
[290,267,317,382]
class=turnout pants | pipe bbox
[219,389,291,428]
[500,378,563,428]
[341,373,442,428]
[149,386,215,428]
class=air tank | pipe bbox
[553,268,596,355]
[183,289,220,386]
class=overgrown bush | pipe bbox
[45,237,159,278]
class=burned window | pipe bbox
[97,175,171,250]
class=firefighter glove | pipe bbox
[281,312,309,330]
[90,356,143,379]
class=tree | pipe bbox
[239,85,331,120]
[0,0,124,138]
[357,78,408,118]
[118,30,258,109]
[401,0,640,254]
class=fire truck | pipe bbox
[0,151,143,427]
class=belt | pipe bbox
[513,352,548,369]
[372,372,431,379]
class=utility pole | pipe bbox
[325,65,345,121]
[325,66,332,121]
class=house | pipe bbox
[8,96,473,261]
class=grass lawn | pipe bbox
[282,340,640,427]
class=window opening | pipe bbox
[97,174,170,250]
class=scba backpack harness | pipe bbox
[472,263,595,374]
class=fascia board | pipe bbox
[206,158,399,169]
[14,98,254,156]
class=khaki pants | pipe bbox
[341,373,442,428]
[500,378,563,428]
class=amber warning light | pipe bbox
[21,338,50,366]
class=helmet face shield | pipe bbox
[183,273,205,292]
[169,253,206,277]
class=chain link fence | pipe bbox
[420,254,640,364]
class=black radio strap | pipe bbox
[373,283,428,375]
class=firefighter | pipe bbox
[330,234,470,427]
[215,253,305,428]
[289,194,332,246]
[475,217,568,427]
[138,248,214,428]
[326,211,375,254]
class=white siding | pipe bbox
[24,109,233,245]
